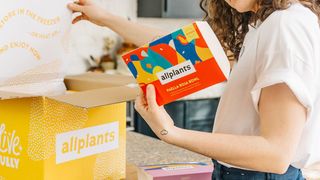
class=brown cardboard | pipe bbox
[50,86,138,108]
[0,73,139,107]
[66,72,136,83]
[64,72,136,91]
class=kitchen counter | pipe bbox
[126,131,212,165]
[125,131,320,180]
[126,131,212,179]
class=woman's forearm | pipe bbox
[67,1,167,46]
[135,85,292,174]
[165,127,293,174]
[103,14,167,46]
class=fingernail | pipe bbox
[147,85,153,90]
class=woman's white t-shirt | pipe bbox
[213,3,320,169]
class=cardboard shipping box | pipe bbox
[138,162,213,180]
[0,73,138,180]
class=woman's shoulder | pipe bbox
[254,3,319,70]
[256,2,319,48]
[259,3,318,31]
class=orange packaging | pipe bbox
[122,21,230,105]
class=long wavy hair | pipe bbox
[200,0,320,61]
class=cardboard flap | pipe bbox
[65,73,136,91]
[0,73,138,104]
[66,72,135,82]
[0,91,37,100]
[49,86,139,108]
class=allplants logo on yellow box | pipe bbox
[0,123,22,169]
[56,122,119,164]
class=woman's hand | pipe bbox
[68,0,167,46]
[67,0,112,26]
[135,85,176,141]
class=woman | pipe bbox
[68,0,320,179]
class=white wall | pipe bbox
[102,0,137,20]
[66,0,137,75]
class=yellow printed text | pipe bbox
[0,8,60,30]
[0,42,41,60]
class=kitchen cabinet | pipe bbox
[134,98,220,138]
[137,0,203,18]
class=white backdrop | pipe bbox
[101,0,137,20]
[66,0,137,75]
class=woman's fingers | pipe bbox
[78,0,87,5]
[146,85,158,110]
[134,90,147,111]
[67,3,84,12]
[139,90,147,105]
[72,15,86,24]
[135,86,159,114]
[137,90,147,107]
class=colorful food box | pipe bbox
[138,162,213,180]
[0,73,138,180]
[122,21,230,105]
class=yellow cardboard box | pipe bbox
[0,73,138,180]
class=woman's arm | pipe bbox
[135,84,307,174]
[67,0,167,46]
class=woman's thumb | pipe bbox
[146,84,158,109]
[67,3,84,12]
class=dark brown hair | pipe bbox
[200,0,320,61]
